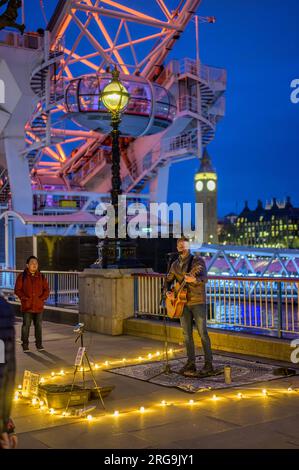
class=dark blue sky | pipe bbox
[12,0,299,217]
[168,0,299,216]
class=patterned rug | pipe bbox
[107,355,294,393]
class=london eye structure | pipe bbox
[0,0,226,245]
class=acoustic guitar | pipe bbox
[165,264,201,319]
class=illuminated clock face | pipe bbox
[195,180,203,192]
[207,180,216,191]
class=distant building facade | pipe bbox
[219,197,299,248]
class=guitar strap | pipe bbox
[186,254,194,274]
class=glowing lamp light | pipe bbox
[104,361,109,366]
[212,394,218,401]
[161,400,167,406]
[18,384,22,389]
[51,372,55,377]
[113,410,119,416]
[31,398,38,406]
[287,387,293,392]
[40,377,45,384]
[101,68,130,114]
[14,392,19,401]
[237,393,243,399]
[262,389,268,397]
[49,408,55,415]
[87,414,93,421]
[95,364,100,369]
[139,406,145,413]
[188,400,194,405]
[138,356,142,361]
[39,400,44,407]
[60,370,65,376]
[156,351,161,356]
[148,353,152,359]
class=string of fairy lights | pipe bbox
[13,347,299,422]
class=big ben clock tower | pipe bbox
[194,149,218,244]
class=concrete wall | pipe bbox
[124,318,295,364]
[79,268,151,335]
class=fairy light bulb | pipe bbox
[156,351,161,356]
[32,398,37,406]
[287,387,293,392]
[18,384,22,389]
[237,393,243,399]
[40,377,45,384]
[39,400,44,407]
[95,364,99,369]
[139,406,145,413]
[161,400,166,406]
[138,356,142,361]
[148,353,152,359]
[104,361,109,366]
[60,369,65,376]
[113,410,119,416]
[212,394,218,401]
[51,372,55,377]
[189,399,194,405]
[87,414,93,421]
[49,408,55,415]
[262,389,268,396]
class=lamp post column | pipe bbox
[110,112,121,233]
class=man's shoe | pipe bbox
[22,346,30,353]
[179,361,196,374]
[198,362,214,377]
[36,345,45,351]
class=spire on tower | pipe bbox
[199,148,215,173]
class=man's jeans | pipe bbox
[21,313,43,348]
[180,304,212,365]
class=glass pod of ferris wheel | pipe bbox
[65,73,177,137]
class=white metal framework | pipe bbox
[20,0,225,199]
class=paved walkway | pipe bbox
[13,319,299,449]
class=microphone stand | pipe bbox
[151,252,177,378]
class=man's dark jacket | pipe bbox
[166,253,207,305]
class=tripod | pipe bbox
[65,325,105,414]
[150,252,178,379]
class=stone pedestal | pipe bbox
[79,268,152,335]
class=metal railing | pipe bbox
[0,270,79,309]
[133,273,299,338]
[0,30,43,50]
[158,58,227,89]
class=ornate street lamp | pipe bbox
[97,66,139,268]
[101,67,129,225]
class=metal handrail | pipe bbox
[0,269,79,308]
[132,273,299,338]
